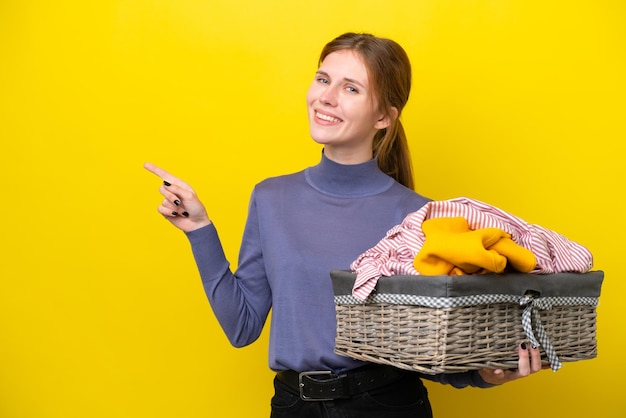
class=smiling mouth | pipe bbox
[315,111,342,123]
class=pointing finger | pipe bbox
[144,162,193,191]
[144,162,172,179]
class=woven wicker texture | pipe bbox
[334,302,597,374]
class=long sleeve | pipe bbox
[185,192,272,347]
[420,370,496,389]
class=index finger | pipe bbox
[143,162,192,190]
[144,162,173,179]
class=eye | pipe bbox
[345,86,359,94]
[316,76,330,85]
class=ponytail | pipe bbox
[374,119,414,190]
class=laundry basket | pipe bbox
[331,269,604,374]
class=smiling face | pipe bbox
[306,50,391,164]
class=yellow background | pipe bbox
[1,0,624,417]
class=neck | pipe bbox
[304,151,395,198]
[322,146,373,165]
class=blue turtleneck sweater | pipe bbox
[186,153,491,388]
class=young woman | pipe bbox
[145,32,543,418]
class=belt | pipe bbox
[276,364,405,401]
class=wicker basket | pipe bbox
[331,269,604,374]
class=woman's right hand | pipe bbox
[144,162,212,232]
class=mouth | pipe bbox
[315,111,342,124]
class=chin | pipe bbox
[309,131,334,146]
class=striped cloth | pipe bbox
[350,197,593,300]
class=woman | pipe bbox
[145,32,543,417]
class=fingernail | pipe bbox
[532,345,538,350]
[171,211,178,216]
[182,211,189,217]
[174,200,180,206]
[163,180,171,186]
[521,343,527,350]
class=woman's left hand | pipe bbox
[478,343,548,385]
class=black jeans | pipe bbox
[270,371,433,418]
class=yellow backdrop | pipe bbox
[1,1,624,417]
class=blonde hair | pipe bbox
[319,33,415,190]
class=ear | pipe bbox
[374,106,398,130]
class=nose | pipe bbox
[319,85,338,106]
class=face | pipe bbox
[306,50,390,162]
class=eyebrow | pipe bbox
[316,70,367,89]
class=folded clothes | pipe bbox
[413,217,536,275]
[350,197,593,300]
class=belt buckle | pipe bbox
[298,371,333,401]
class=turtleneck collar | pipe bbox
[304,151,395,198]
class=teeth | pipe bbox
[316,112,341,123]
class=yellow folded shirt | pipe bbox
[413,217,537,276]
